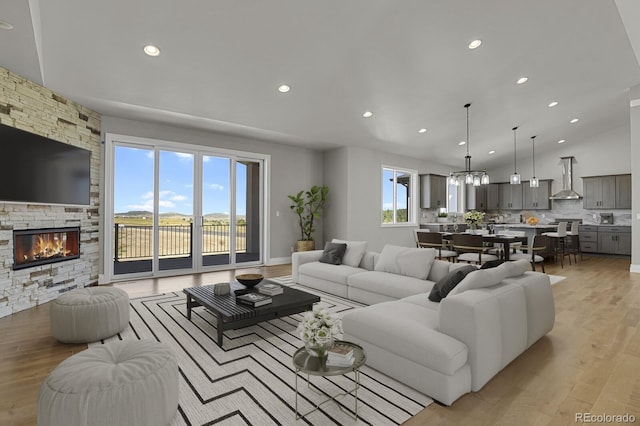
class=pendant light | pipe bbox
[449,103,489,187]
[510,126,521,184]
[530,135,539,187]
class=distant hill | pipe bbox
[116,211,245,220]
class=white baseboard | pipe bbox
[266,256,291,266]
[98,274,108,284]
[630,264,640,274]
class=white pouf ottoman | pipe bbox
[38,340,179,426]
[50,287,129,343]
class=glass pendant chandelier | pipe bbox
[510,126,521,184]
[448,103,489,187]
[530,135,539,187]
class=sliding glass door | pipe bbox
[108,136,265,280]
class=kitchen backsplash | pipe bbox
[420,199,632,226]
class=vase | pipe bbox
[470,223,477,231]
[305,339,333,358]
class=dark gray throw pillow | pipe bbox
[428,265,477,302]
[319,242,348,265]
[480,259,505,269]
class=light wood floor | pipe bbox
[2,257,639,425]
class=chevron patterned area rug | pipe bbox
[90,285,431,425]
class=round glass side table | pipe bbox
[292,340,367,420]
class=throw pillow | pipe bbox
[480,259,505,269]
[428,265,477,302]
[318,242,348,265]
[497,259,530,277]
[332,239,368,267]
[374,244,436,280]
[447,266,509,296]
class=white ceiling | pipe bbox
[1,0,639,170]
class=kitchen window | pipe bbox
[381,166,417,226]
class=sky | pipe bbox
[114,146,247,216]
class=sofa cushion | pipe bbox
[428,265,477,302]
[319,242,347,265]
[342,301,468,375]
[348,271,434,300]
[332,239,368,267]
[447,267,508,296]
[479,259,504,269]
[497,259,530,277]
[298,261,364,286]
[374,245,436,279]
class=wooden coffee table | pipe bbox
[184,281,320,347]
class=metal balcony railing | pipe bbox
[114,223,247,261]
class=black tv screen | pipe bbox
[0,123,91,205]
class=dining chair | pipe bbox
[566,222,583,262]
[542,221,571,268]
[416,231,458,261]
[487,230,525,259]
[510,234,548,272]
[452,233,498,265]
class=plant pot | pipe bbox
[437,217,448,223]
[295,240,315,252]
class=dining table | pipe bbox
[442,232,529,261]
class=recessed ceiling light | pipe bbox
[458,141,466,146]
[418,128,427,134]
[143,45,160,56]
[362,111,373,118]
[0,20,13,30]
[558,139,566,144]
[488,150,496,155]
[277,84,290,93]
[468,39,482,49]
[570,118,579,124]
[516,77,529,85]
[548,101,559,107]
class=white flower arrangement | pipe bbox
[463,210,485,225]
[296,306,342,347]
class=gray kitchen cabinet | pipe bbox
[522,180,551,210]
[499,183,523,210]
[615,174,632,209]
[486,184,501,210]
[596,226,631,255]
[420,174,447,209]
[466,184,487,211]
[583,176,616,209]
[578,225,598,253]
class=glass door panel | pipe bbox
[236,160,261,263]
[202,155,231,266]
[158,150,194,271]
[113,146,154,275]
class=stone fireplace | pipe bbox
[0,66,101,318]
[13,227,81,270]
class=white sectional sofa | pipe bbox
[291,244,555,405]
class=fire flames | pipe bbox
[24,234,72,261]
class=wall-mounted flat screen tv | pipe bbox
[0,123,91,205]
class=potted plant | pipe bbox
[288,185,329,251]
[437,209,449,223]
[463,210,485,231]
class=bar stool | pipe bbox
[566,222,583,262]
[542,221,571,268]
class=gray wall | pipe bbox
[631,85,640,271]
[324,146,450,252]
[100,116,324,264]
[488,124,631,192]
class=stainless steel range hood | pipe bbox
[549,156,582,200]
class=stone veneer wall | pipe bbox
[0,67,101,318]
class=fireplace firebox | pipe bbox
[13,227,80,270]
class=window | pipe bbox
[381,166,417,225]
